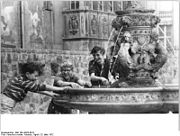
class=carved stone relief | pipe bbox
[102,16,109,38]
[80,13,85,36]
[69,14,79,35]
[56,92,163,104]
[90,14,98,36]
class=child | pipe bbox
[88,46,110,87]
[47,61,91,114]
[1,61,67,114]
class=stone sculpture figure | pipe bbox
[91,15,98,35]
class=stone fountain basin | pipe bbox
[53,85,179,113]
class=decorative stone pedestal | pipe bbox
[110,4,168,88]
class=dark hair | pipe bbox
[90,46,105,55]
[20,62,45,76]
[51,62,59,75]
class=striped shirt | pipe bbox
[2,75,46,102]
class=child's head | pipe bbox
[60,61,73,78]
[20,62,45,81]
[90,46,105,64]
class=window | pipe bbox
[109,1,113,12]
[70,1,79,10]
[113,1,123,12]
[83,1,124,13]
[104,1,113,12]
[99,1,103,11]
[92,1,98,10]
[92,1,104,11]
[43,1,53,11]
[104,1,109,12]
[84,1,92,10]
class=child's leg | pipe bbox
[1,94,16,114]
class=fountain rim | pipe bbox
[55,84,179,94]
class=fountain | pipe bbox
[54,1,179,113]
[110,1,167,88]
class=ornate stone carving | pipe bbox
[55,92,162,104]
[112,15,160,29]
[110,3,167,87]
[69,15,79,35]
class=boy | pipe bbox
[47,61,91,114]
[1,61,67,114]
[88,46,110,87]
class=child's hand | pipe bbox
[101,77,109,85]
[63,86,72,93]
[85,82,92,88]
[70,83,83,88]
[50,92,60,98]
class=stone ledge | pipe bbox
[1,48,89,55]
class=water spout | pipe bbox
[105,28,115,56]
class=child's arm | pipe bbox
[55,80,72,87]
[38,91,59,97]
[24,80,69,93]
[45,84,68,92]
[90,73,109,85]
[77,79,92,87]
[90,73,108,82]
[56,80,82,88]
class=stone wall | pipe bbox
[1,48,178,113]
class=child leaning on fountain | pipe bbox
[1,61,68,114]
[53,61,92,88]
[47,61,92,114]
[89,46,111,87]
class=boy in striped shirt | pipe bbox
[1,62,68,114]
